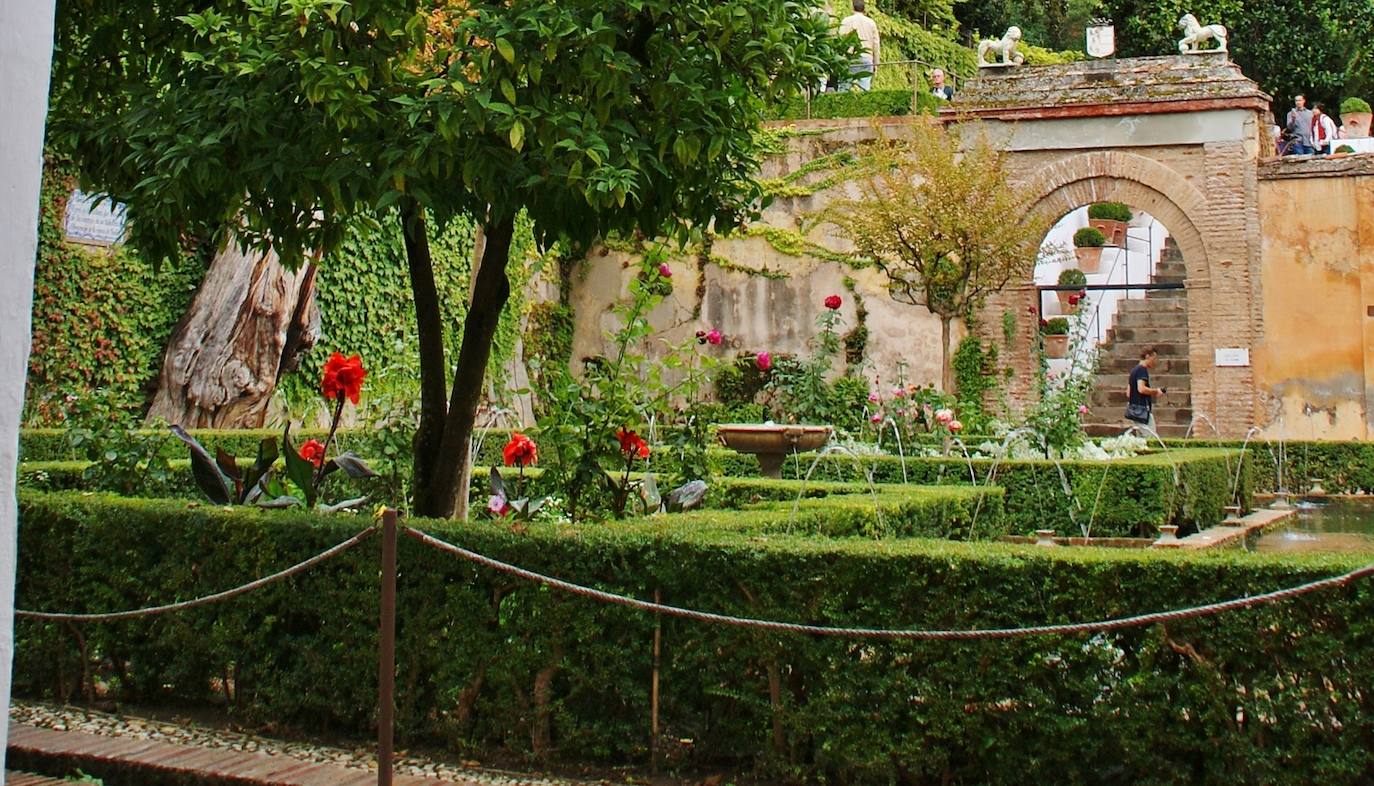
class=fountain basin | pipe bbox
[717,424,833,479]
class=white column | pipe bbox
[0,0,58,776]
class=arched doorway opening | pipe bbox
[1033,204,1193,436]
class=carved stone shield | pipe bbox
[1086,23,1115,58]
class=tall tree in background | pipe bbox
[50,0,846,517]
[826,121,1049,394]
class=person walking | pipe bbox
[838,0,879,91]
[1311,102,1338,155]
[1125,347,1166,432]
[1285,94,1314,155]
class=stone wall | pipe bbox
[1254,156,1374,439]
[567,122,954,399]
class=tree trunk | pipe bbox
[146,239,318,428]
[416,215,516,518]
[940,316,954,395]
[402,201,451,515]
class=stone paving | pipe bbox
[9,701,607,786]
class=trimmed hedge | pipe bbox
[709,448,1251,538]
[15,491,1374,784]
[767,88,942,120]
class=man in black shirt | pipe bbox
[1126,347,1166,431]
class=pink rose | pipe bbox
[870,413,883,424]
[934,408,954,425]
[487,493,510,517]
[1078,405,1089,415]
[706,329,722,346]
[867,392,880,403]
[755,351,772,371]
[659,263,672,278]
[949,420,963,432]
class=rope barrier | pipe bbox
[17,527,376,622]
[405,526,1374,640]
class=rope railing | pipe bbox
[16,527,376,622]
[405,526,1374,641]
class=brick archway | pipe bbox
[950,56,1269,436]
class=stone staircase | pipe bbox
[1085,240,1192,437]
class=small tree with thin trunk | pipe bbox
[825,120,1049,393]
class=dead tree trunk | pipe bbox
[146,240,319,428]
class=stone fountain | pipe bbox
[716,423,834,479]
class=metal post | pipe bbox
[378,509,398,786]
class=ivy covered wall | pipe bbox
[25,157,202,426]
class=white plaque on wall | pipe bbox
[1214,348,1250,367]
[63,190,127,246]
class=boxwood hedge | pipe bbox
[14,491,1374,785]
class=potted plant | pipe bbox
[1087,202,1131,246]
[1340,96,1372,139]
[1072,226,1106,273]
[1056,267,1088,312]
[1041,316,1070,358]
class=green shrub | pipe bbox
[1058,267,1088,287]
[1335,144,1356,154]
[14,490,1372,784]
[1072,227,1106,248]
[766,89,941,121]
[1042,316,1071,336]
[1087,202,1133,222]
[1340,96,1372,115]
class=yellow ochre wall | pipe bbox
[1255,165,1374,439]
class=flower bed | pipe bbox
[15,490,1373,785]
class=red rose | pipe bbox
[824,294,842,310]
[299,439,326,468]
[321,352,366,405]
[616,428,650,460]
[503,432,538,467]
[755,351,772,371]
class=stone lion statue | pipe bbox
[1177,14,1227,53]
[978,26,1025,67]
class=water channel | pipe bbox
[1253,498,1374,553]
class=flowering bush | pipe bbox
[486,433,547,523]
[532,249,718,521]
[172,353,376,509]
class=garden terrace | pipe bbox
[14,490,1374,785]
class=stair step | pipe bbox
[1099,357,1190,374]
[1092,390,1193,408]
[1102,341,1189,359]
[1106,326,1190,343]
[1145,288,1186,299]
[1116,299,1187,315]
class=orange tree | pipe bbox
[49,0,848,516]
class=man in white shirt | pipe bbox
[838,0,879,91]
[930,68,953,100]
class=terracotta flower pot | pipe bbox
[1074,246,1103,273]
[1055,290,1080,313]
[1042,334,1069,358]
[1088,218,1127,246]
[1343,112,1372,139]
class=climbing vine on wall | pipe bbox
[25,156,203,426]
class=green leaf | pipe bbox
[169,426,233,505]
[509,120,525,151]
[495,38,516,65]
[282,425,318,508]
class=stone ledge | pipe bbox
[1258,152,1374,180]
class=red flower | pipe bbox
[321,353,366,405]
[299,439,326,468]
[1067,294,1081,306]
[695,330,708,344]
[824,294,842,310]
[503,432,538,467]
[616,428,650,460]
[706,329,722,346]
[755,351,772,371]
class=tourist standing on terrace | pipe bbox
[1285,94,1314,155]
[1125,347,1166,432]
[838,0,879,91]
[1311,102,1338,155]
[930,68,954,100]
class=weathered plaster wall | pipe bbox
[1254,158,1374,439]
[568,125,953,396]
